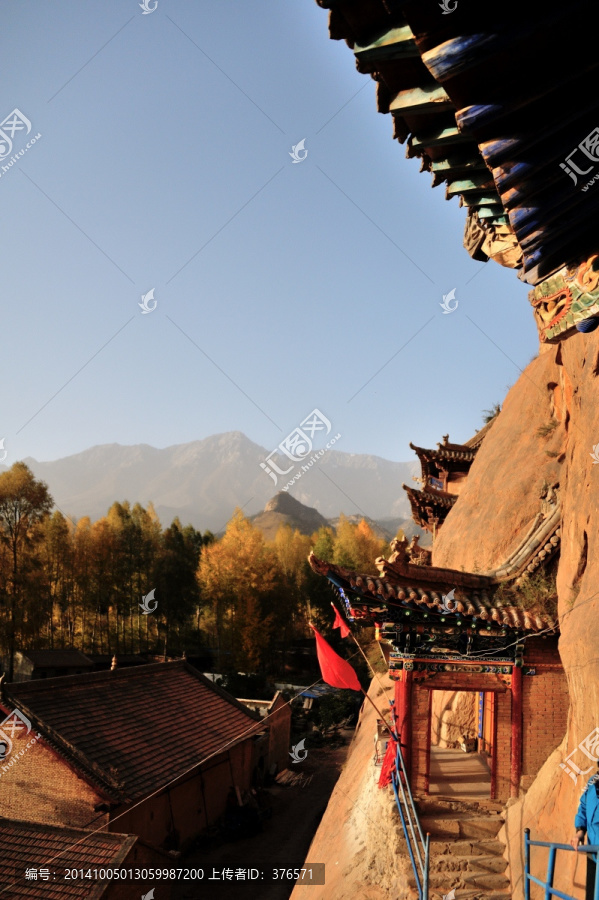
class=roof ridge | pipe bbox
[6,658,186,691]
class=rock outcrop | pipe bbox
[293,330,599,899]
[433,335,598,898]
[250,491,329,541]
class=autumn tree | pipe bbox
[198,510,278,672]
[0,463,53,679]
[332,515,387,572]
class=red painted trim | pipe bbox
[490,692,498,800]
[424,688,432,793]
[398,669,413,781]
[511,665,523,798]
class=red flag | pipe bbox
[310,625,361,692]
[331,603,350,638]
[378,737,398,788]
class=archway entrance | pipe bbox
[426,689,495,800]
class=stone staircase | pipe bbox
[406,797,511,900]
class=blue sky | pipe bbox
[1,0,537,469]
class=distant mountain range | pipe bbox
[10,432,419,533]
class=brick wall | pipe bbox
[522,636,568,782]
[0,724,107,830]
[495,689,512,800]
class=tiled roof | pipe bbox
[316,1,599,284]
[0,818,134,899]
[5,661,262,802]
[308,553,557,634]
[17,650,93,669]
[463,419,496,449]
[403,485,457,508]
[409,443,476,463]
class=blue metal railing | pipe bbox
[391,744,430,900]
[524,828,599,900]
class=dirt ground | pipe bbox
[172,732,352,900]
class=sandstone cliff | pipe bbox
[292,331,599,899]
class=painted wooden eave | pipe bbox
[421,33,502,82]
[408,125,471,152]
[430,156,488,174]
[473,206,506,219]
[354,25,418,62]
[446,175,495,196]
[460,193,502,208]
[389,84,453,116]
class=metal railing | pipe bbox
[524,828,599,900]
[391,743,430,900]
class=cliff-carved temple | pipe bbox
[291,3,599,900]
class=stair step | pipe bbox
[410,865,509,888]
[462,871,510,890]
[421,815,503,839]
[459,817,503,838]
[429,892,511,900]
[431,855,507,875]
[431,838,506,857]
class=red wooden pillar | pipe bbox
[424,688,433,793]
[396,667,413,781]
[490,691,498,800]
[510,666,523,798]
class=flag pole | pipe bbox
[314,617,398,740]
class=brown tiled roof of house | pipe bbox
[0,818,135,898]
[17,650,93,669]
[4,661,262,802]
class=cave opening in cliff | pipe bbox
[427,689,494,800]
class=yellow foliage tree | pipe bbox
[197,510,278,671]
[332,515,387,572]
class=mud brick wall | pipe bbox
[521,637,568,786]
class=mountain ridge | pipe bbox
[6,432,418,532]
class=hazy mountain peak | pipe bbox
[11,432,417,532]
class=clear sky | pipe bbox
[1,0,537,469]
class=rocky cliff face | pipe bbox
[432,335,598,897]
[431,691,477,749]
[292,331,599,899]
